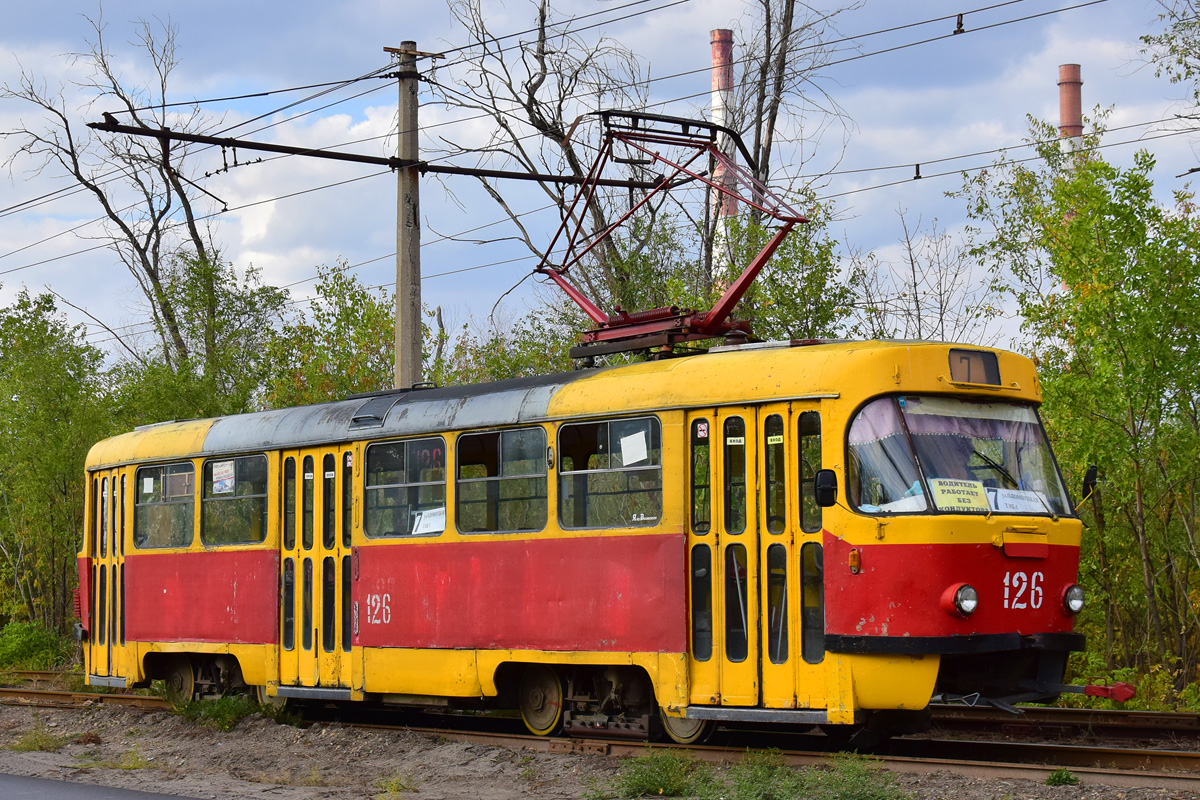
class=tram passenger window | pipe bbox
[98,565,107,646]
[91,477,99,558]
[800,542,825,664]
[322,557,336,653]
[302,558,313,651]
[323,454,336,549]
[341,554,351,652]
[100,477,108,558]
[724,545,749,662]
[691,419,711,534]
[302,456,314,550]
[723,418,747,535]
[457,428,547,534]
[282,558,295,651]
[365,437,446,537]
[201,455,268,545]
[342,452,353,547]
[283,458,296,550]
[798,412,823,533]
[558,417,661,529]
[766,544,788,663]
[764,415,786,534]
[120,476,126,556]
[134,463,195,548]
[690,544,713,661]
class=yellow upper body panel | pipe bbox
[546,341,1040,419]
[86,419,215,471]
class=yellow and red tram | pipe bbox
[77,339,1091,742]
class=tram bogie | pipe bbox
[75,340,1098,741]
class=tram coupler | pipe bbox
[1018,679,1137,704]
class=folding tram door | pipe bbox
[279,446,355,694]
[88,469,128,685]
[684,403,827,714]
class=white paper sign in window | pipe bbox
[620,431,648,466]
[212,460,235,495]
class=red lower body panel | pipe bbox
[822,533,1079,640]
[354,532,687,653]
[124,549,279,644]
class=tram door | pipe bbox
[684,404,827,710]
[684,407,760,706]
[280,447,354,689]
[758,402,827,709]
[89,469,127,681]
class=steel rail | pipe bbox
[0,686,171,710]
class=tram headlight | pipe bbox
[954,584,979,616]
[1063,584,1085,614]
[941,582,978,617]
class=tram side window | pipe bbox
[764,415,786,534]
[690,544,713,661]
[558,417,662,529]
[134,463,195,548]
[457,428,547,533]
[691,419,711,534]
[201,455,268,545]
[724,417,747,535]
[798,412,822,533]
[800,542,825,664]
[365,437,446,537]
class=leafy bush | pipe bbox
[1045,768,1079,786]
[801,754,914,800]
[9,720,71,752]
[0,621,73,669]
[610,749,713,798]
[177,694,262,731]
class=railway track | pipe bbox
[1,678,1197,789]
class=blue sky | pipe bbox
[0,0,1191,356]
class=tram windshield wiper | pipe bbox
[972,448,1055,518]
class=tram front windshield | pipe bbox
[848,395,1071,517]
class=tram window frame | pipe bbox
[341,451,353,547]
[283,458,296,550]
[800,542,825,664]
[133,462,196,549]
[690,544,713,661]
[798,412,823,533]
[456,427,548,534]
[321,453,337,549]
[365,437,447,537]
[557,416,662,530]
[691,419,712,534]
[764,415,786,534]
[723,417,748,535]
[724,544,749,662]
[200,454,269,546]
[282,557,295,651]
[766,544,788,663]
[100,476,108,558]
[302,456,315,550]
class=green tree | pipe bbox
[113,254,289,424]
[0,290,110,630]
[957,117,1200,688]
[264,265,394,408]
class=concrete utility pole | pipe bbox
[391,41,422,390]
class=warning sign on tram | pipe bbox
[928,478,990,513]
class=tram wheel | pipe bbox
[518,665,564,736]
[163,656,195,702]
[658,708,713,745]
[254,684,288,710]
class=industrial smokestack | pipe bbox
[1058,64,1082,139]
[711,29,737,218]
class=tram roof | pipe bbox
[85,339,1039,468]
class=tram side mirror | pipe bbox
[1081,464,1098,503]
[814,469,838,507]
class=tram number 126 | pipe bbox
[365,593,392,625]
[1003,571,1043,610]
